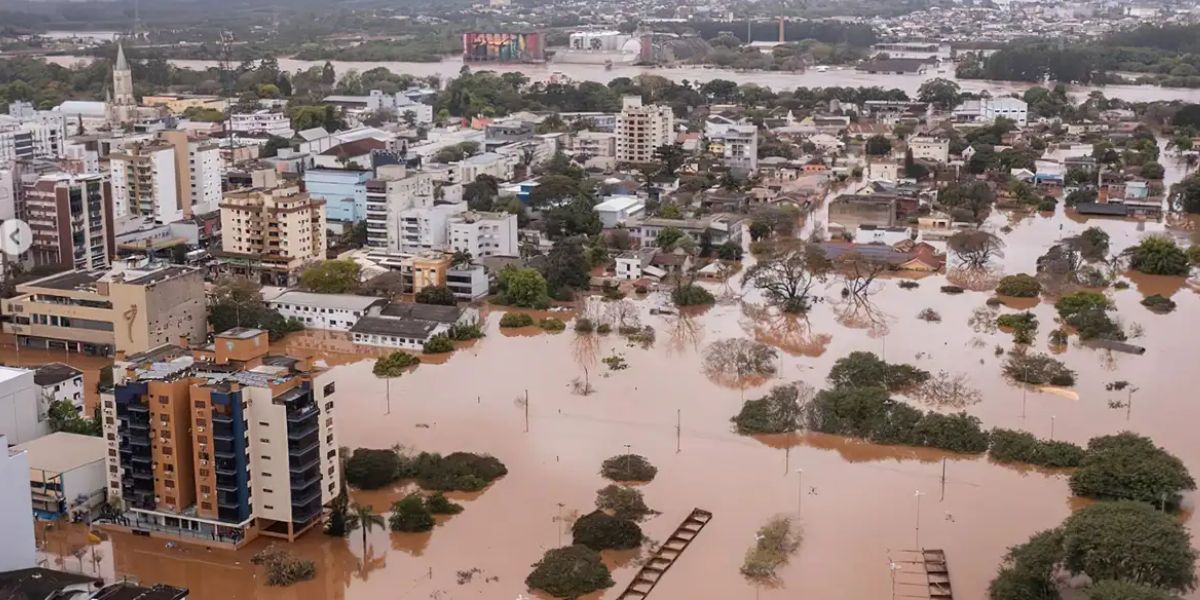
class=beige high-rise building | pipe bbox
[220,186,326,285]
[109,130,220,224]
[101,328,341,548]
[615,95,675,164]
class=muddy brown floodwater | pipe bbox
[28,158,1200,600]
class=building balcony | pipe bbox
[287,421,319,441]
[291,487,322,509]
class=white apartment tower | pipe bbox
[447,211,519,258]
[616,96,675,164]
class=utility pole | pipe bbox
[1126,386,1139,421]
[940,458,946,502]
[1050,415,1055,440]
[524,389,529,433]
[796,468,804,517]
[675,408,681,453]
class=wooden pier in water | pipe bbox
[615,508,713,600]
[890,549,954,599]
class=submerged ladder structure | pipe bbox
[891,548,954,599]
[615,508,713,600]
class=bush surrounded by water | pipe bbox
[732,384,807,434]
[595,484,655,521]
[422,334,454,354]
[997,312,1039,345]
[1068,432,1195,509]
[525,545,614,598]
[571,510,643,551]
[1141,294,1177,313]
[389,494,435,532]
[989,429,1084,468]
[252,544,316,586]
[671,283,716,307]
[741,515,802,581]
[827,351,930,392]
[539,317,566,332]
[1003,352,1076,386]
[996,274,1042,297]
[345,448,403,490]
[600,454,657,482]
[345,448,508,492]
[499,312,536,328]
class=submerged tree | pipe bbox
[1062,501,1197,593]
[702,338,779,386]
[349,503,385,552]
[600,454,657,482]
[949,230,1005,269]
[743,244,830,313]
[731,383,812,434]
[741,515,802,581]
[1069,432,1195,509]
[526,545,615,598]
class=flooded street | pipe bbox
[50,173,1200,599]
[43,54,1200,104]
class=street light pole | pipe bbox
[796,468,804,517]
[1050,415,1056,440]
[914,490,923,549]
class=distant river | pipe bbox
[44,54,1200,103]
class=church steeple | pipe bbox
[115,42,129,71]
[109,40,136,127]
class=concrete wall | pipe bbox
[0,435,36,571]
[0,368,47,445]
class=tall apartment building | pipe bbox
[365,165,434,251]
[1,260,206,355]
[447,211,519,258]
[22,173,114,271]
[220,186,326,285]
[109,141,180,223]
[162,130,222,216]
[110,131,222,223]
[615,96,674,164]
[0,102,67,163]
[102,328,340,546]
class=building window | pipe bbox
[323,382,335,396]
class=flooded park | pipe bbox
[14,152,1200,599]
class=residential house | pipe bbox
[33,363,85,416]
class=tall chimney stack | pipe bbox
[779,16,786,43]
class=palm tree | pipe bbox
[350,503,385,553]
